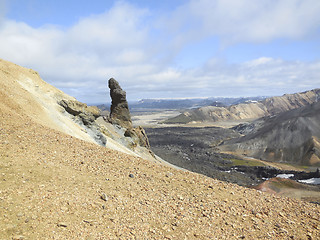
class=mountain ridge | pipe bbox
[165,88,320,124]
[220,101,320,166]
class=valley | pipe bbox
[1,58,320,239]
[132,107,320,203]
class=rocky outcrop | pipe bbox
[59,99,101,125]
[107,78,151,150]
[165,89,320,124]
[108,78,132,129]
[56,78,152,156]
[58,99,106,146]
[220,102,320,166]
[124,127,150,149]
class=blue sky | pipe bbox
[1,0,320,104]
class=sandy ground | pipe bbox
[131,110,181,127]
[132,110,253,128]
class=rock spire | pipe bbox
[108,78,132,128]
[108,77,151,150]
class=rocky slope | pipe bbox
[220,101,320,166]
[165,89,320,124]
[0,58,155,162]
[1,59,320,239]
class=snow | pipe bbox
[298,178,320,185]
[276,174,294,179]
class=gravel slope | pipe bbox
[1,59,320,239]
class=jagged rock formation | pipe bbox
[124,126,150,149]
[165,89,320,124]
[59,99,101,126]
[220,102,320,166]
[107,78,151,150]
[108,78,132,129]
[58,99,106,146]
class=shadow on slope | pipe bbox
[220,102,320,166]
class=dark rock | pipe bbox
[107,78,151,150]
[125,127,150,149]
[234,166,281,179]
[59,99,85,116]
[290,168,320,180]
[59,99,101,126]
[108,78,132,129]
[129,173,135,178]
[79,112,95,126]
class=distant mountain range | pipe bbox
[97,96,268,112]
[164,89,320,124]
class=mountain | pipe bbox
[132,97,268,109]
[165,89,320,124]
[97,96,267,112]
[220,101,320,166]
[0,58,319,239]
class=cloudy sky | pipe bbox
[1,0,320,104]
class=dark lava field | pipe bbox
[145,126,318,187]
[145,126,261,186]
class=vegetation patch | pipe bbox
[162,114,191,124]
[227,158,266,167]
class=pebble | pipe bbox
[17,212,24,218]
[57,222,68,227]
[129,173,135,178]
[101,193,108,201]
[165,172,173,177]
[12,235,24,240]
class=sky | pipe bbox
[1,0,320,104]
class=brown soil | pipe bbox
[1,59,320,239]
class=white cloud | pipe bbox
[193,57,320,97]
[165,0,320,45]
[0,0,319,103]
[0,2,163,103]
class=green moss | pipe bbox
[226,158,266,167]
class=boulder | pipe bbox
[59,99,86,116]
[59,99,101,126]
[124,126,150,149]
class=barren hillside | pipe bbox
[1,59,320,239]
[165,88,320,124]
[220,101,320,166]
